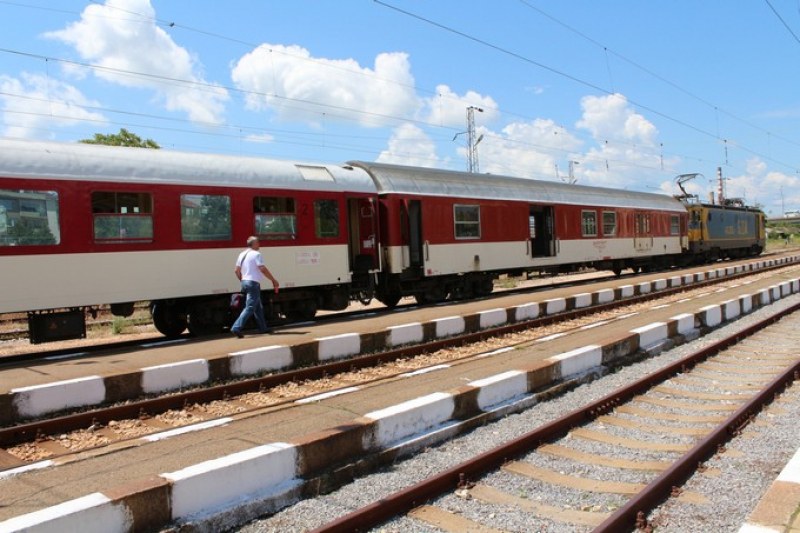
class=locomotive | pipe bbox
[0,139,764,343]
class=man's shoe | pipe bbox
[231,329,243,339]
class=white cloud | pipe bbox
[243,133,275,144]
[577,93,657,144]
[574,93,676,189]
[476,118,582,178]
[0,73,107,138]
[423,84,498,128]
[232,44,419,127]
[45,0,228,123]
[376,123,440,167]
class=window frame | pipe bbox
[581,209,598,237]
[0,188,60,247]
[602,210,617,237]
[454,204,481,240]
[670,214,681,236]
[180,193,232,242]
[314,198,340,238]
[91,191,153,243]
[253,196,297,240]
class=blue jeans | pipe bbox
[232,280,268,333]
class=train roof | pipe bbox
[0,139,377,194]
[349,161,686,212]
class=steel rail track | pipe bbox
[0,253,776,365]
[308,301,800,533]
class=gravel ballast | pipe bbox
[237,294,800,533]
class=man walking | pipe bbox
[231,236,279,337]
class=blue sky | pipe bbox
[1,0,799,215]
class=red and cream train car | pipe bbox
[0,139,379,341]
[1,139,691,343]
[350,162,688,306]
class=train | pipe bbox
[0,139,765,343]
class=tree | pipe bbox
[79,128,160,149]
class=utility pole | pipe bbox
[716,166,726,204]
[467,106,483,173]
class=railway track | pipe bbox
[0,260,796,476]
[308,301,800,533]
[0,253,783,362]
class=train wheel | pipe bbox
[377,292,401,308]
[473,276,494,297]
[151,301,187,338]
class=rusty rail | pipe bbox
[309,301,800,533]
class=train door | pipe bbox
[529,205,556,257]
[407,200,424,272]
[347,197,378,302]
[347,197,378,273]
[634,212,653,251]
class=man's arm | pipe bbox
[258,265,279,293]
[234,265,242,281]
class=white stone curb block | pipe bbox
[770,285,781,300]
[479,308,507,329]
[12,376,106,419]
[433,316,465,338]
[230,345,293,376]
[793,279,800,292]
[142,359,209,394]
[514,302,539,321]
[631,322,668,349]
[548,345,602,378]
[619,285,634,298]
[637,282,651,294]
[780,281,791,297]
[726,267,735,275]
[163,442,298,521]
[669,276,682,287]
[469,370,528,411]
[317,333,361,361]
[595,288,614,304]
[0,493,129,533]
[722,299,740,321]
[717,268,726,278]
[387,323,424,347]
[653,279,667,290]
[757,288,770,305]
[573,293,591,308]
[365,392,455,448]
[545,298,566,315]
[695,272,706,282]
[776,448,800,484]
[739,294,753,314]
[699,305,723,328]
[707,270,717,279]
[682,274,694,285]
[671,313,696,336]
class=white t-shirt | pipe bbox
[236,249,265,282]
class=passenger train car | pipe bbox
[0,139,759,343]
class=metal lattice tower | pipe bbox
[466,106,483,173]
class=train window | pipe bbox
[670,215,680,235]
[602,211,617,237]
[0,189,60,246]
[314,199,339,238]
[181,194,231,241]
[92,191,153,242]
[454,205,480,239]
[581,210,597,237]
[254,197,297,239]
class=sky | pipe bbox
[1,0,799,215]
